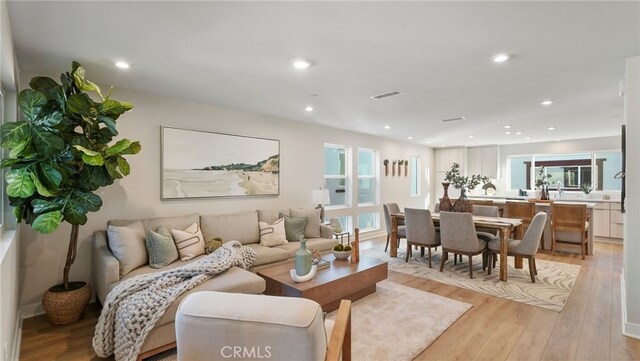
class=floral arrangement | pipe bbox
[535,168,553,187]
[580,183,594,194]
[444,163,489,190]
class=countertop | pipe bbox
[468,194,621,204]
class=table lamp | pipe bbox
[311,188,331,222]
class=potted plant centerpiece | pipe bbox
[580,183,594,198]
[0,62,141,325]
[535,168,553,200]
[445,163,489,213]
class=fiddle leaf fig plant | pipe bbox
[0,61,141,289]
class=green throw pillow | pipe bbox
[145,225,179,269]
[205,237,224,254]
[279,213,307,241]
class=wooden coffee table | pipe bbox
[257,257,388,312]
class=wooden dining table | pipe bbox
[390,212,524,282]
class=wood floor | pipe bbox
[19,241,640,361]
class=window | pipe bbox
[324,144,350,207]
[357,212,378,232]
[334,215,353,234]
[410,156,420,196]
[508,151,623,191]
[357,148,377,205]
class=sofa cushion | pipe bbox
[111,262,266,328]
[107,221,148,276]
[172,223,205,261]
[279,213,307,241]
[290,208,321,238]
[201,211,259,245]
[144,213,200,234]
[145,226,179,268]
[259,218,288,247]
[257,209,289,224]
[245,243,290,266]
[276,238,339,257]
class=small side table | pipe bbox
[333,231,350,245]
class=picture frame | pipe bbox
[161,126,280,199]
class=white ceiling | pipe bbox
[6,1,640,147]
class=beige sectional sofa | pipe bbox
[91,208,338,357]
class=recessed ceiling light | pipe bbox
[384,125,390,129]
[541,100,553,106]
[505,131,512,135]
[408,136,413,140]
[492,53,510,63]
[468,135,474,139]
[115,61,130,69]
[525,137,532,140]
[555,139,562,142]
[291,58,312,69]
[425,141,432,144]
[305,106,314,112]
[548,126,556,130]
[441,145,446,147]
[515,131,523,135]
[504,125,512,129]
[495,120,501,123]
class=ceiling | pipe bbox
[6,1,640,147]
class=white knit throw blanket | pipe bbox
[92,240,257,361]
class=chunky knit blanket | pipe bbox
[92,240,257,361]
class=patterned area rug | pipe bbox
[362,245,580,312]
[146,280,471,361]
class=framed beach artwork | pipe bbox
[161,126,280,199]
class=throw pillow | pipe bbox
[259,218,288,247]
[205,237,224,254]
[290,208,321,238]
[145,225,179,269]
[172,222,205,261]
[107,221,148,276]
[279,212,307,241]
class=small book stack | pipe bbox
[316,259,330,270]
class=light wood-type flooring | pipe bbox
[20,240,640,361]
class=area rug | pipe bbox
[362,245,580,312]
[327,280,471,361]
[145,280,471,361]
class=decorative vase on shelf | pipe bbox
[452,188,473,213]
[439,182,453,212]
[294,239,312,276]
[540,185,549,200]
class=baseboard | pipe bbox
[11,309,22,361]
[620,273,640,339]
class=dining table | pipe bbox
[390,212,524,282]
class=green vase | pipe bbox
[294,239,312,276]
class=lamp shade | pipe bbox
[311,189,331,205]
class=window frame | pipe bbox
[356,147,379,207]
[409,155,420,197]
[324,143,352,209]
[357,211,379,233]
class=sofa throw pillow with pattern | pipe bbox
[107,220,148,276]
[259,218,288,247]
[172,222,205,261]
[279,212,307,241]
[145,225,179,268]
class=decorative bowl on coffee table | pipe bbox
[332,250,351,260]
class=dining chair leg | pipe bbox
[532,257,538,275]
[528,257,536,283]
[487,253,492,275]
[385,235,390,252]
[551,228,556,256]
[581,240,585,260]
[428,247,432,268]
[459,254,462,262]
[439,251,448,272]
[454,253,457,265]
[421,247,425,257]
[405,242,411,263]
[468,255,473,279]
[481,252,487,271]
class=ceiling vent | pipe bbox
[370,91,402,100]
[440,116,466,123]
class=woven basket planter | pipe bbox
[42,282,92,325]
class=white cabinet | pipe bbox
[591,202,624,239]
[435,148,466,173]
[593,208,610,237]
[466,146,499,178]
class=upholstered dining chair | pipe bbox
[470,200,494,207]
[504,201,536,235]
[472,205,501,241]
[487,211,547,283]
[383,203,405,252]
[404,208,440,267]
[550,203,589,260]
[439,211,488,279]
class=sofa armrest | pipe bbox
[320,224,334,239]
[92,230,120,304]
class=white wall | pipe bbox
[16,75,434,314]
[623,55,640,338]
[0,1,21,359]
